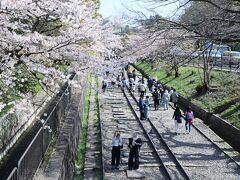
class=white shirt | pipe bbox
[112,136,122,147]
[139,83,146,91]
[162,92,170,102]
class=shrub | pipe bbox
[196,84,204,95]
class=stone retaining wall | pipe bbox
[37,75,87,180]
[132,63,240,152]
[209,114,240,152]
[0,85,59,161]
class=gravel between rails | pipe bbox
[100,88,167,179]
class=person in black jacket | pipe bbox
[128,133,142,170]
[152,88,161,110]
[172,106,184,134]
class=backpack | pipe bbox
[176,115,182,123]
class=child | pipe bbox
[185,106,194,133]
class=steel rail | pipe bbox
[126,86,191,180]
[124,86,191,180]
[135,71,240,170]
[192,123,240,168]
[121,87,172,180]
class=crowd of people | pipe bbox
[108,65,194,171]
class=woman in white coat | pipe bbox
[162,90,170,110]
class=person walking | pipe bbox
[111,131,123,170]
[152,88,161,110]
[139,82,146,96]
[172,106,183,134]
[169,87,174,102]
[128,133,142,170]
[185,106,194,134]
[129,77,135,92]
[162,90,170,110]
[138,95,145,120]
[117,74,122,88]
[132,69,136,81]
[144,96,150,120]
[171,89,179,107]
[147,78,153,92]
[102,79,108,93]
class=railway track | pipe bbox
[122,87,190,180]
[100,87,164,179]
[127,73,240,179]
[99,81,240,179]
[99,85,193,179]
[133,72,240,169]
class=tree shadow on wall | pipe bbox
[213,98,240,114]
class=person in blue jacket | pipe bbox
[138,95,145,120]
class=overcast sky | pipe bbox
[99,0,181,19]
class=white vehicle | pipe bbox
[206,44,231,58]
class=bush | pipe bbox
[195,84,208,95]
[195,84,203,95]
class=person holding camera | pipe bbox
[128,133,143,170]
[111,131,123,170]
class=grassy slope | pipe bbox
[135,61,240,128]
[75,75,92,179]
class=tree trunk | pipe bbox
[203,56,210,91]
[175,67,179,77]
[173,55,179,78]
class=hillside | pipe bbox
[135,61,240,128]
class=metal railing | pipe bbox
[6,73,75,180]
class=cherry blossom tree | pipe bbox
[0,0,124,113]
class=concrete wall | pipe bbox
[178,95,240,152]
[210,115,240,152]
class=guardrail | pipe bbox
[5,73,75,180]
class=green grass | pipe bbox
[221,102,240,127]
[134,61,240,128]
[93,77,102,180]
[75,75,92,179]
[0,105,14,118]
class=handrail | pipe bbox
[5,72,76,180]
